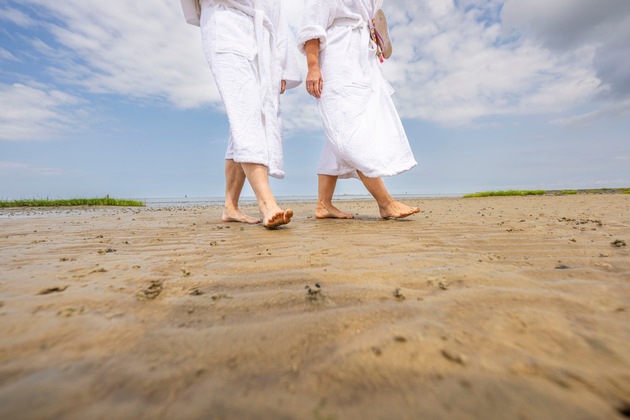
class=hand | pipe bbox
[306,66,323,99]
[280,80,286,94]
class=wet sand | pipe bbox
[1,195,629,419]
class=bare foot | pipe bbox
[263,208,293,228]
[222,208,261,224]
[379,201,421,219]
[315,203,354,219]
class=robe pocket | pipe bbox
[319,82,372,146]
[211,8,256,60]
[342,81,372,95]
[340,82,372,130]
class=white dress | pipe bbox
[297,0,417,179]
[200,0,301,178]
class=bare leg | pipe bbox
[316,174,354,219]
[240,162,293,228]
[357,171,420,219]
[223,159,261,224]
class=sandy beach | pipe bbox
[1,195,629,419]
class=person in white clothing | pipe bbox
[297,0,420,219]
[199,0,301,227]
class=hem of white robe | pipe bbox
[317,160,418,179]
[225,156,285,179]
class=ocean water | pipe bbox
[142,196,350,208]
[141,194,461,208]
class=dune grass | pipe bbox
[463,190,546,198]
[0,197,144,208]
[464,188,630,198]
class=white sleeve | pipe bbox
[276,4,302,89]
[296,0,334,54]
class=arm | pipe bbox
[298,0,333,97]
[276,2,302,94]
[305,39,323,98]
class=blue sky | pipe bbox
[1,0,629,200]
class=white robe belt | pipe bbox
[213,0,281,167]
[330,17,363,29]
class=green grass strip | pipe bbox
[463,190,546,198]
[0,197,145,208]
[464,188,630,198]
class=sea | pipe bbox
[141,194,461,208]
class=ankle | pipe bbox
[317,199,331,208]
[258,199,280,213]
[377,197,395,209]
[224,204,238,213]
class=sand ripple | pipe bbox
[1,195,629,418]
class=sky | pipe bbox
[1,0,629,200]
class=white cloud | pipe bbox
[502,0,630,98]
[0,47,18,61]
[0,83,85,141]
[280,89,321,133]
[381,0,604,125]
[501,0,629,49]
[19,0,220,108]
[288,0,613,127]
[2,0,626,135]
[0,6,37,27]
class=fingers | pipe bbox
[305,66,324,98]
[280,80,286,94]
[306,78,323,98]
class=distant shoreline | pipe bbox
[1,188,628,209]
[135,188,630,207]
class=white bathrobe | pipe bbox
[297,0,417,179]
[200,0,301,178]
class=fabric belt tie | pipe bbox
[215,0,279,159]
